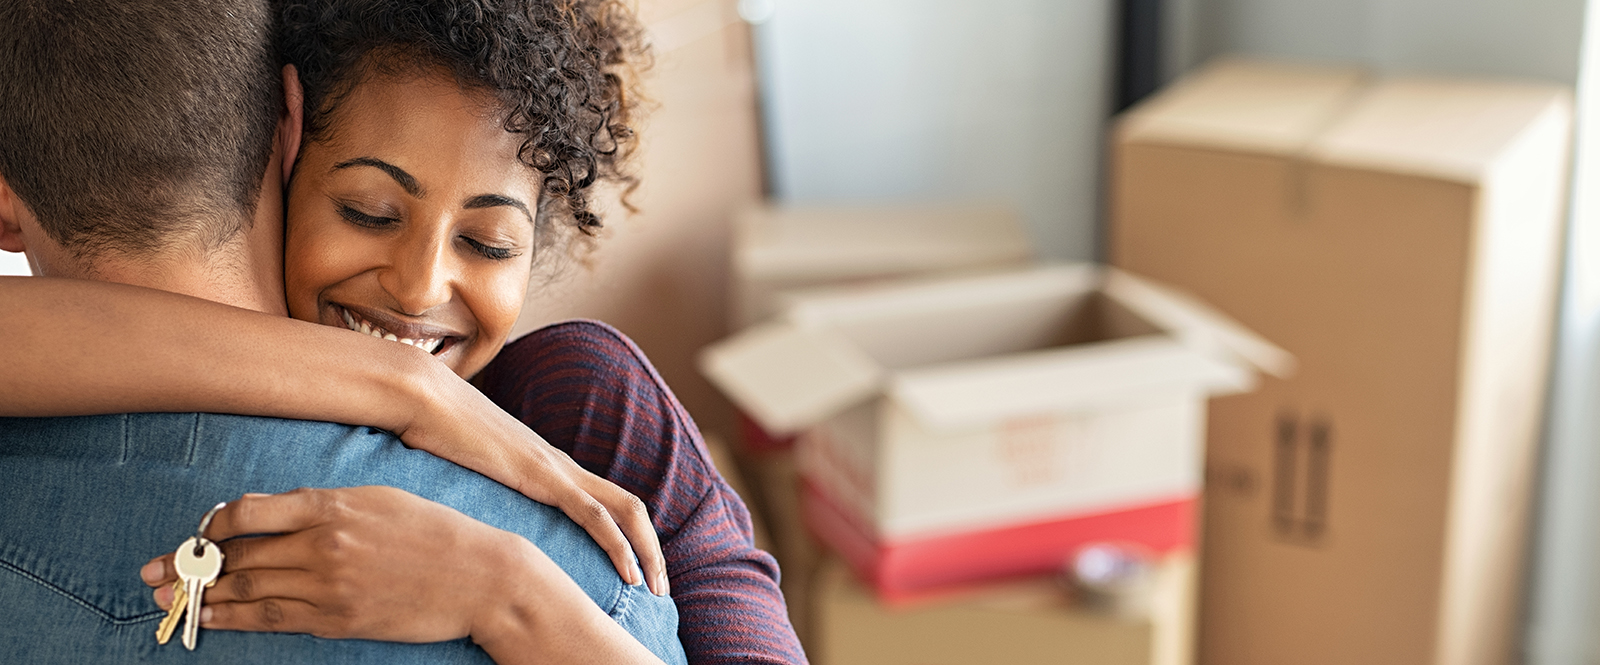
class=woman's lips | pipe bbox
[333,303,453,355]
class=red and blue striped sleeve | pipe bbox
[477,320,808,665]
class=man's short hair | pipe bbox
[0,0,281,258]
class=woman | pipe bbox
[0,0,801,663]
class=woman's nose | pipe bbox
[381,229,453,316]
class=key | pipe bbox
[154,580,188,645]
[174,536,224,651]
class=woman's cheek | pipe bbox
[285,218,370,316]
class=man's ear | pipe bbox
[280,64,305,184]
[0,173,30,254]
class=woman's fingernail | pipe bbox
[200,606,213,624]
[140,560,163,584]
[655,572,670,597]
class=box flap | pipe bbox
[1116,59,1367,156]
[733,203,1034,282]
[890,336,1252,430]
[698,322,884,436]
[1102,269,1296,379]
[1308,78,1572,184]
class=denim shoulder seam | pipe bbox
[118,413,129,466]
[0,554,163,626]
[608,580,636,626]
[187,413,200,466]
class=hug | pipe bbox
[0,0,805,662]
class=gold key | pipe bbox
[155,580,188,645]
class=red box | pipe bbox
[801,478,1195,604]
[736,410,797,453]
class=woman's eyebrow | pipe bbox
[331,157,424,197]
[463,193,533,225]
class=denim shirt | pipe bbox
[0,413,687,664]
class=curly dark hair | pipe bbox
[277,0,648,251]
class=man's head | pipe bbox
[0,0,282,273]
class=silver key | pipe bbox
[174,533,224,649]
[174,536,223,650]
[167,502,227,651]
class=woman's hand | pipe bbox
[141,487,502,642]
[139,488,667,664]
[397,361,668,597]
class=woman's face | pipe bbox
[284,72,538,378]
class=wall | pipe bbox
[1172,0,1584,83]
[749,0,1114,260]
[1524,1,1600,662]
[0,251,28,276]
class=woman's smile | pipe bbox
[330,302,452,355]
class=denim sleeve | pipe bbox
[0,413,684,664]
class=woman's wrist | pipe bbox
[382,347,462,440]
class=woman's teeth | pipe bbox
[339,308,445,353]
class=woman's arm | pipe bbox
[140,488,669,665]
[0,276,665,591]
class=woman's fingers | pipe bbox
[205,488,332,541]
[203,568,323,605]
[215,530,320,572]
[557,486,641,587]
[527,449,660,591]
[140,553,177,588]
[587,474,667,596]
[201,598,331,637]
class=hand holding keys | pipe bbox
[155,503,226,651]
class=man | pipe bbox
[0,1,683,662]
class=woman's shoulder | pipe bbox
[480,320,728,533]
[493,319,646,370]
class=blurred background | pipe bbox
[5,0,1600,663]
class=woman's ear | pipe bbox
[0,172,31,254]
[280,64,306,184]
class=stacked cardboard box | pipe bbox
[1110,60,1572,665]
[810,553,1195,665]
[702,264,1290,601]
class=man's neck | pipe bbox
[73,182,288,315]
[86,241,284,315]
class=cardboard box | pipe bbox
[1109,60,1572,665]
[811,553,1196,665]
[730,203,1035,329]
[701,264,1291,596]
[728,204,1036,452]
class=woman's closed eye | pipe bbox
[460,235,520,261]
[336,203,400,229]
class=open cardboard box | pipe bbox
[729,204,1037,452]
[700,264,1291,596]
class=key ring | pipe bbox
[193,502,226,555]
